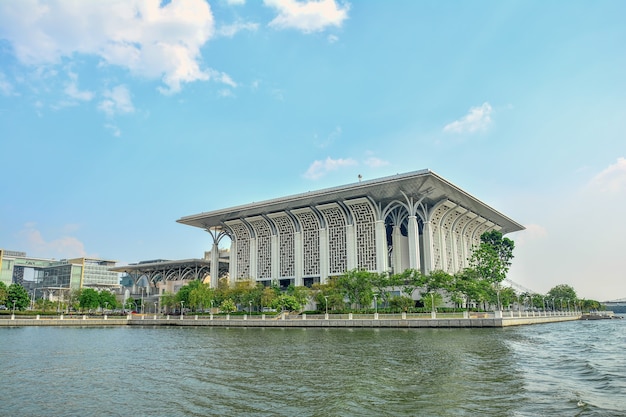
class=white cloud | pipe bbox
[589,157,626,194]
[98,85,134,117]
[271,88,285,101]
[314,126,342,148]
[17,223,90,259]
[64,73,93,101]
[0,72,15,96]
[265,0,350,33]
[227,0,246,5]
[104,123,122,137]
[218,21,259,38]
[304,156,357,179]
[209,70,237,88]
[443,102,493,134]
[218,89,235,98]
[509,224,547,246]
[0,0,230,94]
[364,156,389,168]
[64,83,94,101]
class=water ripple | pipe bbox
[1,321,625,416]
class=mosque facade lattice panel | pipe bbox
[442,208,463,273]
[271,214,296,278]
[430,204,451,271]
[249,218,273,280]
[348,201,377,271]
[453,213,474,270]
[228,222,251,279]
[294,210,321,276]
[319,206,347,275]
[463,218,483,263]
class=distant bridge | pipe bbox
[503,278,538,295]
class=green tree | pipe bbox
[394,269,425,300]
[469,230,515,284]
[546,284,578,310]
[286,285,310,311]
[261,286,279,311]
[160,292,177,313]
[68,289,81,312]
[78,288,100,312]
[421,292,444,311]
[0,281,8,306]
[580,299,604,312]
[271,294,301,312]
[176,280,203,311]
[499,287,517,309]
[336,269,375,310]
[98,290,118,311]
[219,298,237,313]
[311,281,344,313]
[189,283,215,311]
[370,272,393,307]
[7,284,30,311]
[453,269,493,311]
[389,295,414,312]
[468,230,515,309]
[35,299,56,312]
[124,297,137,312]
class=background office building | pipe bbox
[0,249,119,300]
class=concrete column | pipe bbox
[422,220,434,274]
[211,241,219,288]
[346,224,356,270]
[294,231,303,286]
[249,237,258,280]
[271,234,279,281]
[375,220,388,273]
[392,225,403,274]
[407,216,421,271]
[319,228,329,284]
[229,239,237,284]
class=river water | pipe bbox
[1,319,624,416]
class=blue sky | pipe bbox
[1,0,625,301]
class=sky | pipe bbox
[1,0,625,302]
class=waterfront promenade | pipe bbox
[0,311,581,328]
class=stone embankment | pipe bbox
[0,312,581,328]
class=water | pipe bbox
[1,320,624,416]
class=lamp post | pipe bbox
[430,292,435,319]
[104,302,108,314]
[12,299,17,315]
[180,301,184,319]
[496,285,501,312]
[373,294,378,314]
[324,295,329,318]
[249,301,252,317]
[154,301,158,314]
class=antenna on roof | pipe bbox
[358,174,362,182]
